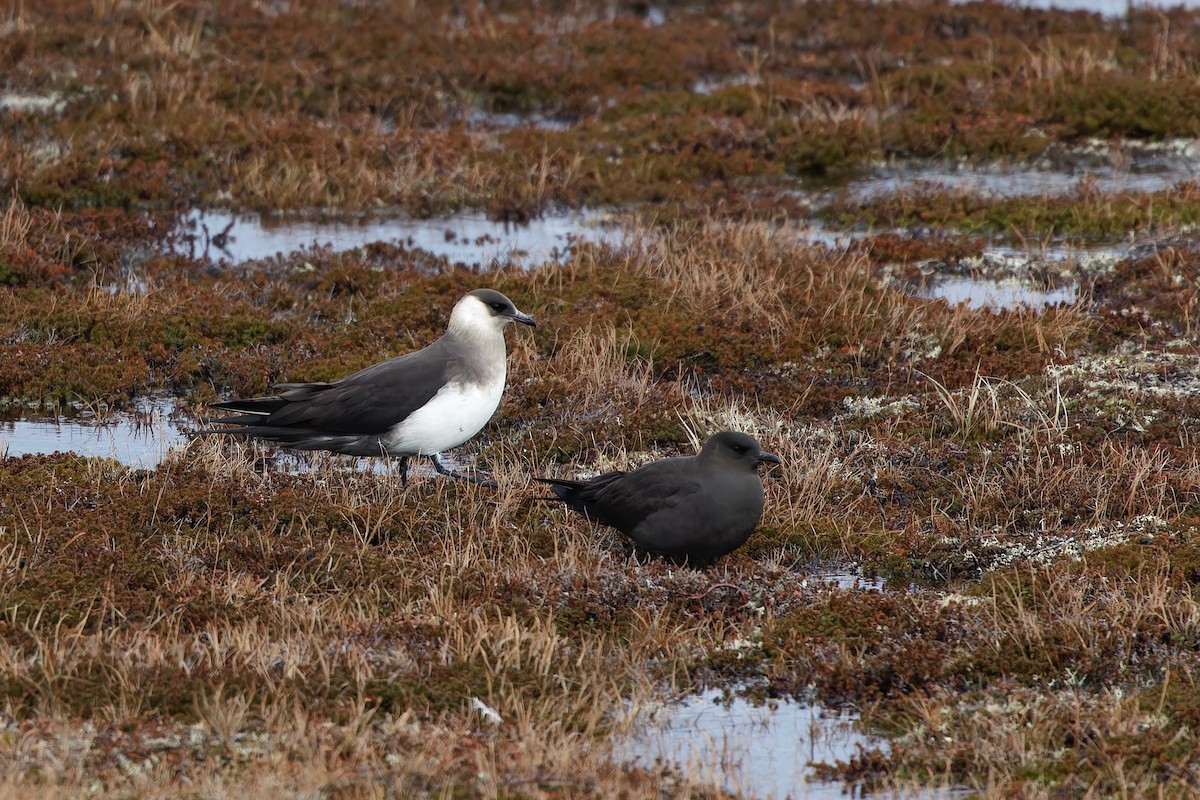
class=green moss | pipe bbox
[1043,76,1200,139]
[0,259,19,286]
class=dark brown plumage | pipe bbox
[538,431,780,564]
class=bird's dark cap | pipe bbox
[704,431,780,467]
[468,288,537,327]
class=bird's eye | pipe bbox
[489,302,506,312]
[731,444,747,454]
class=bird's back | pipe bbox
[206,340,456,456]
[543,458,695,531]
[544,455,765,561]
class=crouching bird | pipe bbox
[537,431,780,564]
[201,288,536,486]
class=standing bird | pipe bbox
[537,431,780,564]
[202,288,536,485]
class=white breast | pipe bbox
[381,375,506,455]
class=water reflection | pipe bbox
[172,209,625,268]
[807,566,888,592]
[619,689,878,799]
[847,161,1199,203]
[923,276,1078,310]
[963,0,1200,15]
[0,400,185,468]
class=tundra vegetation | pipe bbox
[2,1,1200,797]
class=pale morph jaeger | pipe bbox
[538,431,781,564]
[204,288,536,485]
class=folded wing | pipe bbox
[538,459,702,536]
[208,345,450,437]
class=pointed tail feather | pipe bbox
[201,413,275,427]
[208,395,288,415]
[193,424,369,453]
[533,476,585,496]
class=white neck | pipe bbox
[445,296,509,381]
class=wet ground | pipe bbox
[988,0,1200,12]
[619,689,886,800]
[0,128,1185,796]
[842,142,1200,203]
[920,275,1078,310]
[172,209,626,268]
[5,0,1200,797]
[0,400,185,468]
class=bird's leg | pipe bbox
[430,453,498,489]
[398,456,410,488]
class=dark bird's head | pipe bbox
[700,431,781,472]
[454,289,537,334]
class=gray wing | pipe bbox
[569,458,702,536]
[211,339,454,435]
